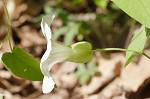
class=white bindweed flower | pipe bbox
[40,14,92,93]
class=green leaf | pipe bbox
[70,0,85,5]
[74,64,90,85]
[125,26,148,66]
[74,64,99,85]
[53,26,69,41]
[88,66,98,75]
[80,73,91,85]
[94,0,108,9]
[112,0,150,29]
[64,22,79,45]
[2,47,43,81]
[74,64,86,78]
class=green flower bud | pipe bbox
[67,42,92,63]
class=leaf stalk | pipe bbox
[2,0,13,51]
[92,48,150,60]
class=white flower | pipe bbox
[40,14,92,94]
[40,14,73,93]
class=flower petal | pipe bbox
[40,14,55,64]
[41,14,55,41]
[42,76,55,93]
[41,41,51,63]
[40,42,73,77]
[40,14,74,94]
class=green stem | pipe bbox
[92,48,150,60]
[2,0,13,51]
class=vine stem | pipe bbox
[92,48,150,60]
[2,0,13,51]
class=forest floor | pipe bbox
[0,0,150,99]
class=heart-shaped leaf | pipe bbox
[112,0,150,29]
[2,47,43,81]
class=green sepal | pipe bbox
[67,42,92,63]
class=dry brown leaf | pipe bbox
[60,74,77,89]
[81,54,123,94]
[15,26,45,47]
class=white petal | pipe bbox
[40,14,74,94]
[40,14,55,63]
[42,14,55,27]
[41,14,55,41]
[40,42,73,77]
[42,76,55,93]
[41,41,51,63]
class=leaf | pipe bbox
[53,26,69,41]
[74,64,86,78]
[2,47,43,81]
[74,64,90,85]
[88,66,98,75]
[74,64,99,85]
[125,26,148,66]
[70,0,85,5]
[80,73,91,85]
[64,22,79,45]
[112,0,150,29]
[94,0,108,9]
